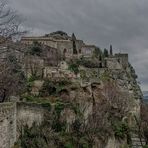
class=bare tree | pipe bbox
[102,81,131,120]
[0,0,26,42]
[0,55,26,102]
[0,0,27,102]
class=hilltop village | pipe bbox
[0,31,144,148]
[1,31,129,80]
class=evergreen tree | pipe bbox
[110,45,113,55]
[93,47,102,58]
[104,49,109,57]
[99,55,102,68]
[72,33,78,54]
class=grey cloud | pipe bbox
[10,0,148,90]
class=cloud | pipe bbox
[10,0,148,90]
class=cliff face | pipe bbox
[0,58,142,147]
[14,59,143,147]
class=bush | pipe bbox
[68,61,79,75]
[39,79,71,97]
[113,121,129,139]
[41,103,51,111]
[39,80,56,97]
[29,41,42,56]
[55,102,65,116]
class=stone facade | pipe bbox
[21,31,98,58]
[81,45,96,57]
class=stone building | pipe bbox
[24,44,61,78]
[81,45,96,57]
[21,31,97,58]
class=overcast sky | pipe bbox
[10,0,148,91]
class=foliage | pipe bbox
[39,80,56,97]
[68,60,79,75]
[17,123,50,148]
[78,58,102,68]
[129,63,138,79]
[103,49,109,57]
[22,95,51,111]
[55,101,65,116]
[80,70,87,79]
[112,121,129,139]
[52,118,67,132]
[71,33,77,54]
[39,79,71,97]
[0,55,26,102]
[18,79,133,147]
[49,30,68,36]
[0,0,26,38]
[29,41,42,56]
[100,70,110,81]
[65,142,74,148]
[93,47,102,58]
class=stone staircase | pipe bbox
[131,133,146,148]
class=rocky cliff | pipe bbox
[11,58,143,148]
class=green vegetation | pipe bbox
[55,101,66,116]
[100,70,110,81]
[103,49,109,57]
[15,123,51,148]
[22,95,51,111]
[112,121,129,139]
[68,60,79,75]
[29,41,42,56]
[39,79,71,97]
[93,47,102,58]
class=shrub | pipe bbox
[113,121,129,139]
[68,61,79,75]
[39,80,56,97]
[55,102,65,116]
[41,103,51,111]
[39,79,71,97]
[29,41,42,56]
[65,142,74,148]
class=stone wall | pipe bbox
[17,102,45,128]
[115,53,128,68]
[0,103,16,148]
[106,57,122,70]
[0,102,48,148]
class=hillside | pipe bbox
[0,34,145,148]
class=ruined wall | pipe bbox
[57,40,84,56]
[16,102,45,128]
[0,102,48,148]
[21,37,84,56]
[106,57,122,70]
[0,103,16,148]
[115,53,128,68]
[21,37,58,49]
